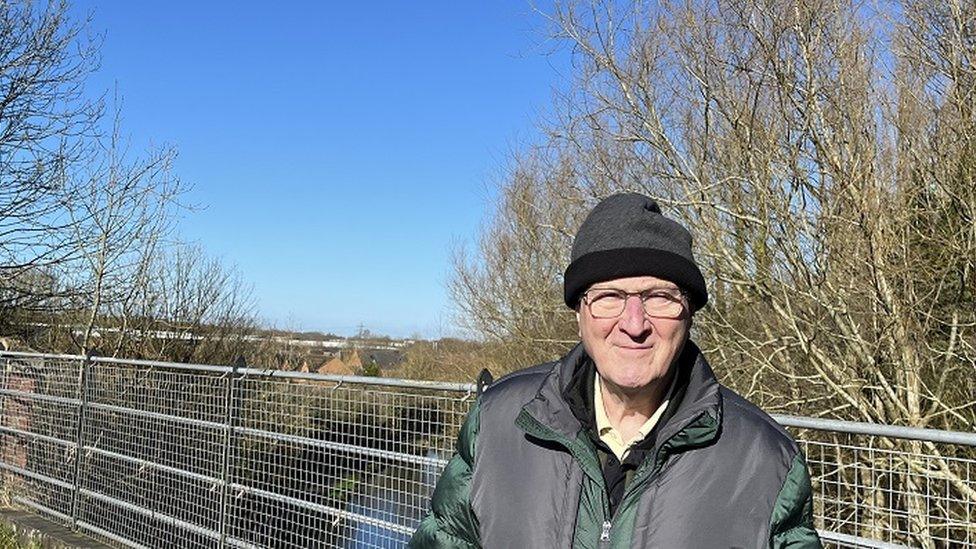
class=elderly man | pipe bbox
[411,193,821,548]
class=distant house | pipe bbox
[362,348,403,370]
[343,349,363,371]
[293,348,397,377]
[317,353,357,376]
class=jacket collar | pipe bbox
[519,340,723,455]
[519,342,591,439]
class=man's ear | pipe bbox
[575,310,582,338]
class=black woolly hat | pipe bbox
[563,193,708,310]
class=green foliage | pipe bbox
[0,521,42,549]
[361,359,381,377]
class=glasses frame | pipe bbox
[580,287,688,320]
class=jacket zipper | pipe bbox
[605,413,710,545]
[601,431,686,546]
[600,467,613,546]
[517,408,713,547]
[517,409,610,545]
[516,383,718,547]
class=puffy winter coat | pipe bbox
[411,342,822,548]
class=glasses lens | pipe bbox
[588,290,626,318]
[642,292,684,318]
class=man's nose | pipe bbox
[618,295,649,335]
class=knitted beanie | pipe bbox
[563,193,708,310]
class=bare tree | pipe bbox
[59,100,182,356]
[0,0,100,320]
[0,3,258,365]
[125,243,256,364]
[450,152,585,369]
[456,0,975,544]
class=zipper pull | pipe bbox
[601,520,612,541]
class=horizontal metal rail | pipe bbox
[231,368,476,393]
[0,351,84,363]
[0,461,74,491]
[82,445,223,487]
[235,425,449,468]
[16,494,260,549]
[11,496,73,526]
[77,487,261,549]
[0,387,80,407]
[75,520,152,549]
[772,414,976,447]
[0,424,74,449]
[228,482,415,536]
[818,529,910,549]
[13,495,150,549]
[1,351,477,392]
[87,401,226,432]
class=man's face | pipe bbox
[577,275,691,396]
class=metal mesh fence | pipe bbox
[225,375,470,548]
[77,362,229,548]
[1,351,974,548]
[800,431,975,548]
[0,354,80,525]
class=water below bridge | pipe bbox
[343,449,443,548]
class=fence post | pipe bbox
[476,368,493,397]
[70,352,93,529]
[218,356,245,548]
[0,354,9,503]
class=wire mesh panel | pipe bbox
[799,429,976,548]
[75,362,230,548]
[224,375,472,549]
[0,355,82,523]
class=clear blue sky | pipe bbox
[72,1,568,338]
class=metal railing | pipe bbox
[1,351,974,548]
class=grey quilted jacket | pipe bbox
[411,342,822,548]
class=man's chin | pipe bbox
[604,371,666,396]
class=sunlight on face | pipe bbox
[578,275,691,397]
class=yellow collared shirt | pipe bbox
[595,372,675,461]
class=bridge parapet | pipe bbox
[1,351,973,548]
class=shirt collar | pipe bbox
[594,368,678,457]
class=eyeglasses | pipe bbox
[581,287,687,319]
